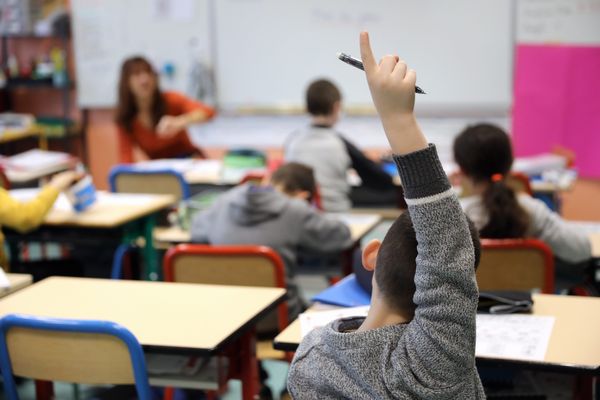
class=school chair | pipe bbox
[0,313,153,400]
[459,171,532,197]
[506,171,533,196]
[163,244,289,399]
[239,171,267,185]
[163,244,289,357]
[476,238,555,294]
[109,165,191,201]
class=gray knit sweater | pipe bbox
[287,144,485,399]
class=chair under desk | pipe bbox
[0,276,286,400]
[4,190,176,281]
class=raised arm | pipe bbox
[0,171,79,233]
[361,32,479,390]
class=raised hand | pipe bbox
[360,32,427,155]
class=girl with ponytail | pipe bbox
[453,123,591,264]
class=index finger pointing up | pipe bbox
[359,32,377,73]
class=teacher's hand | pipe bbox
[156,115,187,137]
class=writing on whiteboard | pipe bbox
[518,0,600,45]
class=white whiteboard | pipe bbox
[72,0,212,108]
[214,0,514,114]
[517,0,600,45]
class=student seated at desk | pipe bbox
[0,171,80,266]
[288,32,484,399]
[453,124,592,279]
[190,162,352,319]
[284,79,394,212]
[115,56,216,163]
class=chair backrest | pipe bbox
[0,314,152,400]
[109,165,190,201]
[239,171,267,185]
[164,244,288,334]
[507,172,533,196]
[476,238,555,294]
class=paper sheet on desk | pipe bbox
[476,314,555,362]
[2,149,72,172]
[134,159,196,173]
[299,306,369,337]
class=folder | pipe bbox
[312,274,371,307]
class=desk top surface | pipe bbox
[0,277,286,353]
[9,190,176,228]
[154,212,382,246]
[274,294,600,370]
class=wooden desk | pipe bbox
[154,212,382,248]
[5,191,176,280]
[0,277,286,399]
[133,159,265,186]
[274,294,600,374]
[0,273,32,298]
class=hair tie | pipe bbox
[491,173,504,183]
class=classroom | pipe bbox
[0,0,599,399]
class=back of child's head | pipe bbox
[453,123,530,238]
[305,79,341,116]
[375,212,481,318]
[270,162,316,201]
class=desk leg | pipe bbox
[35,380,54,400]
[142,214,159,281]
[239,329,259,400]
[122,214,159,281]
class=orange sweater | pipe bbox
[117,91,216,163]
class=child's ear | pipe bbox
[362,239,381,272]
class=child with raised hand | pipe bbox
[287,32,485,399]
[0,170,81,266]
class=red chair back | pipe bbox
[507,172,533,196]
[477,238,555,294]
[164,244,289,332]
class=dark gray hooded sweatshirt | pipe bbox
[191,184,353,318]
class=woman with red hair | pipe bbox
[115,56,215,162]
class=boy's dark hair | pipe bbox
[306,79,341,116]
[453,123,530,238]
[375,213,481,317]
[271,162,317,201]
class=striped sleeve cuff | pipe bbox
[392,144,451,200]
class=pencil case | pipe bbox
[478,291,533,314]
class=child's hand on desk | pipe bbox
[156,115,186,137]
[360,32,427,155]
[48,171,83,191]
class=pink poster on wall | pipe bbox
[512,45,600,178]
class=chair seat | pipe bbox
[256,339,286,361]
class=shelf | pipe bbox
[0,33,70,40]
[1,79,75,90]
